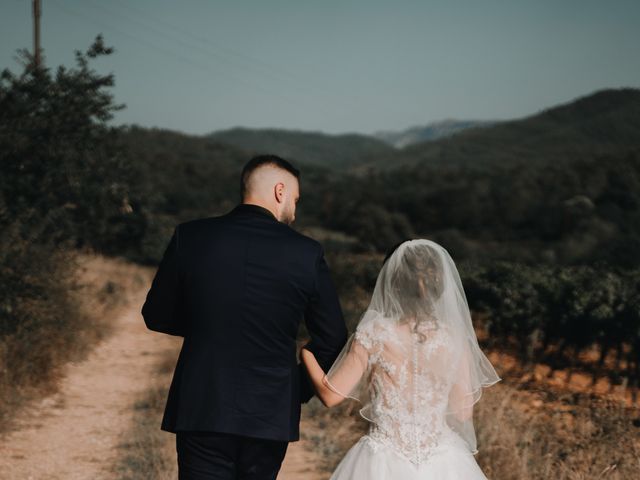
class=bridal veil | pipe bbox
[322,239,501,454]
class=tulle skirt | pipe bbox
[329,429,488,480]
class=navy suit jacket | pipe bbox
[141,203,348,442]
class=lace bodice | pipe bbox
[352,318,461,466]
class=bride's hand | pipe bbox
[300,347,343,407]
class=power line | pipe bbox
[94,0,405,125]
[48,0,420,134]
[108,0,343,101]
[112,0,309,85]
[85,0,349,119]
[49,0,324,117]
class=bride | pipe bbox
[301,239,501,479]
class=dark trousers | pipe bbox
[176,431,289,480]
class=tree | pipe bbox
[0,35,136,251]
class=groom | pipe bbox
[141,154,348,479]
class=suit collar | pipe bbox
[230,203,279,221]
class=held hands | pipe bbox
[300,344,345,408]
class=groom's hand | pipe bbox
[300,245,348,403]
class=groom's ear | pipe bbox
[274,182,285,203]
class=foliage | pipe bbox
[0,37,129,418]
[0,36,134,251]
[462,261,640,386]
[318,150,640,268]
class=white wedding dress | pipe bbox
[321,239,500,480]
[327,320,489,479]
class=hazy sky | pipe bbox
[2,0,639,135]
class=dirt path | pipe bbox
[0,253,325,479]
[3,253,633,479]
[0,254,180,480]
[277,425,326,480]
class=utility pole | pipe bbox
[32,0,41,67]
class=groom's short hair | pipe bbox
[240,155,300,199]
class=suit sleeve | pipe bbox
[141,225,186,337]
[299,245,348,403]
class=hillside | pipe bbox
[374,119,497,148]
[117,126,343,263]
[120,126,250,216]
[114,89,640,267]
[208,127,395,169]
[371,88,640,169]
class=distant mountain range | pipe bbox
[380,87,640,170]
[374,120,498,148]
[206,120,497,169]
[205,88,640,171]
[132,88,640,172]
[208,128,394,169]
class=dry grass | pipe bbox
[475,381,640,480]
[0,250,134,434]
[111,348,179,480]
[302,374,640,479]
[301,398,368,473]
